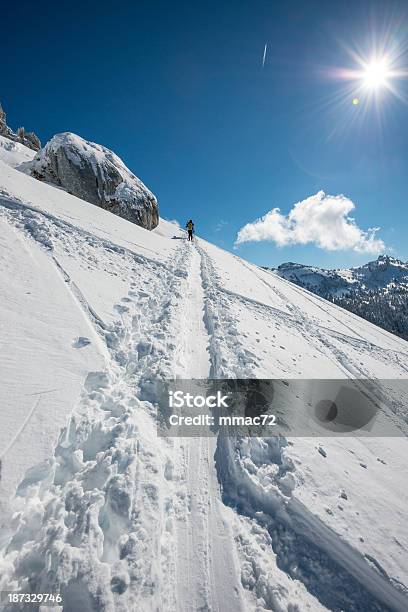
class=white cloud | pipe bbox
[235,191,385,254]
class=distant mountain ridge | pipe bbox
[266,255,408,341]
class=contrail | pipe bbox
[262,43,267,68]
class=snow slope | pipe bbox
[0,135,36,168]
[0,155,408,611]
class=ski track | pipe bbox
[208,256,408,431]
[0,198,407,611]
[171,243,244,612]
[263,266,406,350]
[198,249,408,611]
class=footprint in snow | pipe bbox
[111,576,129,595]
[317,446,327,458]
[84,371,110,392]
[72,336,91,349]
[359,462,368,469]
[114,304,129,314]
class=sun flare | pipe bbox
[328,40,408,112]
[361,58,391,89]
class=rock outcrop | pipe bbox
[0,104,41,151]
[20,132,159,229]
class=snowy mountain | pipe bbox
[0,144,408,611]
[275,256,408,296]
[20,132,159,230]
[272,257,408,340]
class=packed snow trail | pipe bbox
[171,243,244,612]
[177,245,211,379]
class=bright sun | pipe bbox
[327,36,408,126]
[362,59,391,89]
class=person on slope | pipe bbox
[186,219,194,242]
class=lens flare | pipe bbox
[308,21,408,141]
[361,58,391,89]
[334,44,408,105]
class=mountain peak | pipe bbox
[376,254,406,265]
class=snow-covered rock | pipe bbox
[20,132,159,230]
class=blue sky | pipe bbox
[3,0,408,268]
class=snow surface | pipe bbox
[0,135,36,168]
[0,149,408,611]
